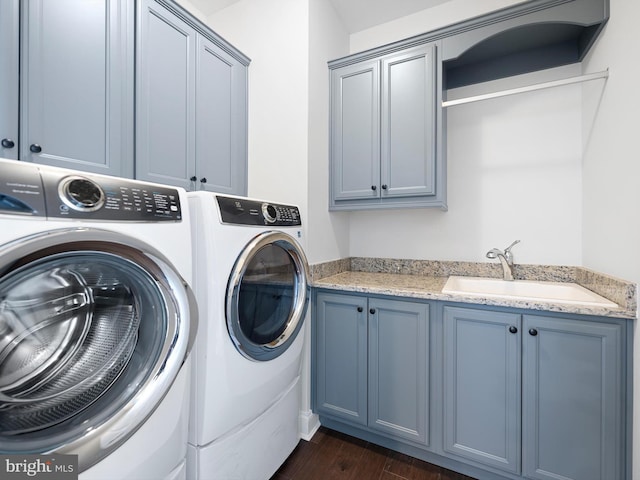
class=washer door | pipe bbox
[0,228,196,472]
[226,231,309,361]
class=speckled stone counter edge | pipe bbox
[310,257,637,318]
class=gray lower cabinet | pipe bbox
[2,0,134,176]
[521,314,624,480]
[136,0,248,195]
[443,305,626,480]
[315,291,430,446]
[442,307,521,474]
[315,292,367,425]
[329,43,445,211]
[314,293,629,480]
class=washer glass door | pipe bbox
[227,231,309,361]
[0,230,195,472]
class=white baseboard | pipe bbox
[298,409,320,441]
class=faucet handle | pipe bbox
[503,240,521,264]
[504,239,521,253]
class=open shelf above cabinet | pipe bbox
[443,21,605,90]
[439,0,608,89]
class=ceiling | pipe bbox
[188,0,451,33]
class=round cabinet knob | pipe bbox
[30,144,42,153]
[529,328,538,336]
[369,308,376,315]
[381,184,388,190]
[371,185,377,191]
[1,138,15,149]
[200,177,207,183]
[508,325,518,334]
[357,306,363,313]
[190,176,197,182]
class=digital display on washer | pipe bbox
[216,195,302,226]
[40,170,183,221]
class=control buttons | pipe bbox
[262,203,278,223]
[59,176,105,212]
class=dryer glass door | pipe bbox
[227,231,309,361]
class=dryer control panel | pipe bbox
[40,170,182,221]
[217,196,302,226]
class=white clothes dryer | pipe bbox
[0,158,197,480]
[187,192,310,480]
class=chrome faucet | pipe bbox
[486,240,521,281]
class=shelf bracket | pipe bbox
[442,69,609,108]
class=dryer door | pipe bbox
[0,228,196,472]
[226,231,309,361]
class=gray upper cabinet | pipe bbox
[136,0,195,190]
[136,0,248,195]
[0,0,19,160]
[5,0,134,176]
[195,35,248,195]
[380,48,436,199]
[330,59,380,202]
[330,43,445,210]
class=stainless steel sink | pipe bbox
[442,276,617,307]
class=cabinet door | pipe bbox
[0,0,19,160]
[195,36,247,195]
[330,60,380,200]
[315,292,368,425]
[368,298,429,445]
[380,44,437,198]
[136,0,196,189]
[522,315,624,480]
[21,0,133,176]
[443,306,521,474]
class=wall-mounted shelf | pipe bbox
[443,69,609,108]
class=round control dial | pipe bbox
[59,177,106,212]
[261,203,278,223]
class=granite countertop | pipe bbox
[311,259,637,320]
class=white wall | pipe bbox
[174,0,208,22]
[582,0,640,289]
[307,0,350,264]
[581,0,640,477]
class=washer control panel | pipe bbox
[42,170,182,221]
[217,195,301,226]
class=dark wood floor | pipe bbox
[271,427,477,480]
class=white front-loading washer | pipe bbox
[187,192,310,480]
[0,158,197,480]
